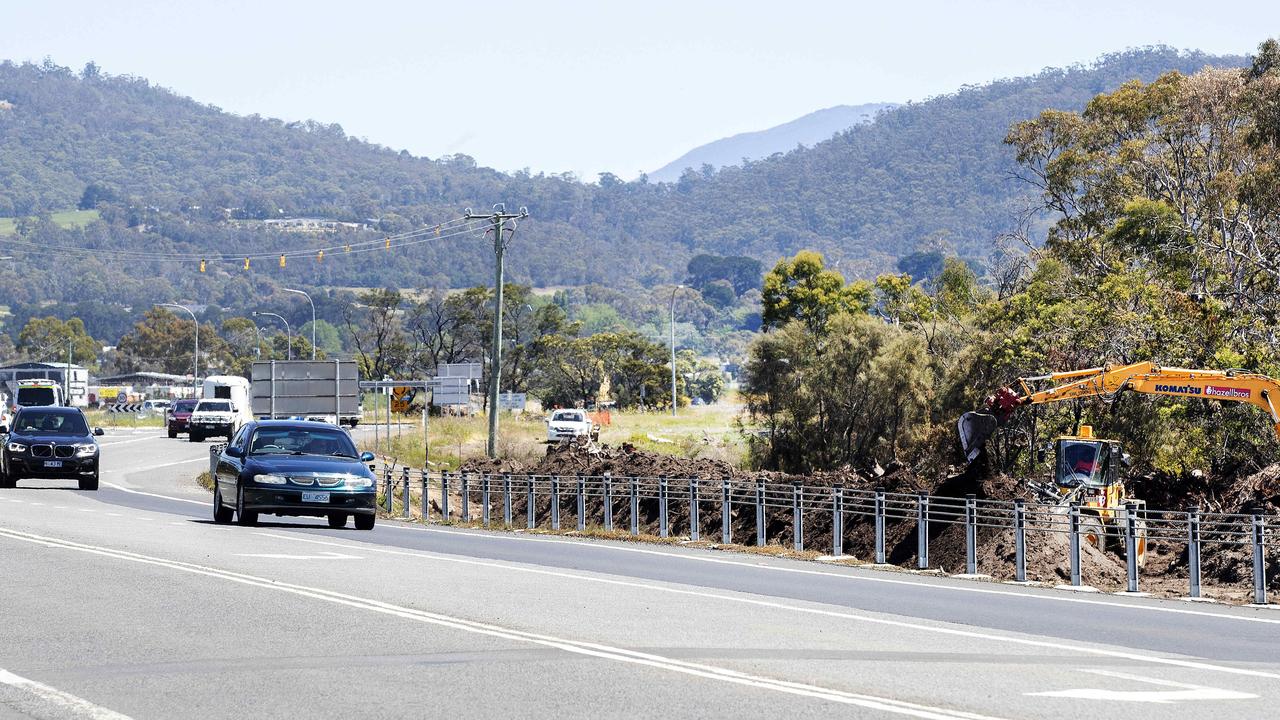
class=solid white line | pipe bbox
[96,435,164,447]
[260,531,1280,681]
[379,523,1280,625]
[0,526,1003,720]
[0,667,134,719]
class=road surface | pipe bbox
[0,429,1275,719]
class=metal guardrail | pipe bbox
[361,464,1275,604]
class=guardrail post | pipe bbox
[793,483,803,552]
[503,474,512,527]
[874,488,887,564]
[577,475,586,532]
[1253,511,1267,605]
[1124,503,1138,593]
[721,480,731,545]
[551,476,561,530]
[630,478,639,536]
[689,479,700,541]
[1013,499,1026,582]
[832,486,844,558]
[383,467,393,513]
[401,467,411,519]
[603,474,613,532]
[427,468,437,517]
[1069,502,1082,587]
[526,476,536,530]
[964,494,977,575]
[755,480,766,547]
[460,474,469,521]
[1187,506,1201,599]
[441,472,450,521]
[482,475,491,528]
[917,491,929,570]
[659,478,669,538]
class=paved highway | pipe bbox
[0,429,1276,719]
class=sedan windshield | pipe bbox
[248,427,358,457]
[15,412,88,435]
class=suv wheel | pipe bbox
[213,486,234,524]
[190,431,202,443]
[168,425,177,439]
[78,472,99,491]
[354,514,375,531]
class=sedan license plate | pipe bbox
[43,460,62,468]
[301,491,330,503]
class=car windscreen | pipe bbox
[197,401,231,412]
[15,411,88,435]
[552,411,583,422]
[16,388,56,406]
[248,427,358,457]
[173,400,197,412]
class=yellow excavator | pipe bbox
[958,362,1280,566]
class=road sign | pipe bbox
[433,377,470,406]
[439,362,482,379]
[391,386,417,413]
[497,392,526,410]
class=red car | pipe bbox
[166,398,199,438]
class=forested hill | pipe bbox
[0,48,1247,301]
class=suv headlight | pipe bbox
[254,473,287,485]
[344,476,373,488]
[75,444,97,457]
[6,442,25,453]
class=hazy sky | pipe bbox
[3,1,1276,180]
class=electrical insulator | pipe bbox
[435,225,441,236]
[317,249,324,263]
[199,259,206,273]
[279,254,286,268]
[244,257,250,270]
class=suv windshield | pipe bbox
[248,427,358,457]
[552,411,584,422]
[16,388,56,406]
[173,400,197,413]
[197,401,231,412]
[15,411,88,435]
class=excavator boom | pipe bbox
[959,361,1280,460]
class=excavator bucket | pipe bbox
[958,411,998,462]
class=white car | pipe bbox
[188,399,241,442]
[546,409,598,442]
[142,399,171,415]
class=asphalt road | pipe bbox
[0,430,1276,719]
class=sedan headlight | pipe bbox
[6,442,25,453]
[254,473,287,485]
[344,476,373,488]
[75,444,97,457]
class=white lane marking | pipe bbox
[0,667,134,719]
[1028,669,1257,703]
[105,513,121,517]
[102,457,207,477]
[380,523,1280,625]
[235,551,361,560]
[28,502,44,507]
[0,527,1005,720]
[102,481,207,506]
[77,508,94,512]
[259,531,1280,681]
[96,435,164,448]
[85,481,1280,627]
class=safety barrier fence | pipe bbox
[210,445,1275,604]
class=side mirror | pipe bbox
[0,425,8,435]
[226,446,244,458]
[360,451,375,462]
[94,427,105,436]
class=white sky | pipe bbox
[3,1,1275,180]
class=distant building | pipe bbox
[260,217,366,233]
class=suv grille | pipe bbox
[31,445,52,458]
[54,445,75,458]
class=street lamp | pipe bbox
[157,303,198,390]
[252,311,292,360]
[669,284,691,417]
[283,288,315,360]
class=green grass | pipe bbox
[0,209,100,236]
[358,396,751,469]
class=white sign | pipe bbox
[498,392,526,410]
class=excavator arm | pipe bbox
[959,361,1280,460]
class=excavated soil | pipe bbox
[458,442,1278,600]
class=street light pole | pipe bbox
[158,303,198,391]
[669,284,685,417]
[283,288,316,360]
[252,311,291,360]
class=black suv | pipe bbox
[1,407,104,490]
